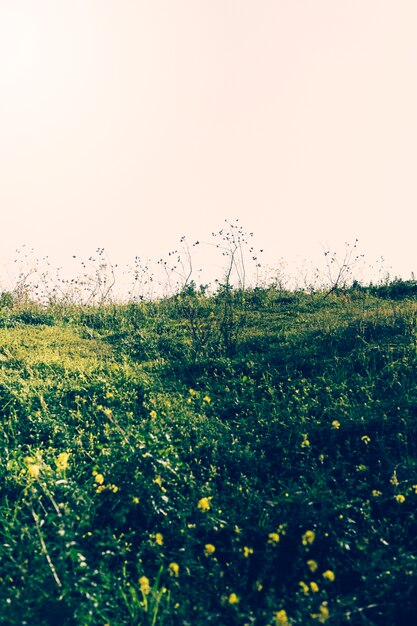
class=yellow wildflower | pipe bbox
[274,609,290,626]
[149,410,157,419]
[95,474,105,485]
[168,562,179,577]
[27,463,40,479]
[390,471,399,486]
[372,490,382,497]
[394,494,405,504]
[204,543,216,556]
[299,581,309,595]
[302,530,316,546]
[301,436,310,448]
[203,395,211,403]
[307,559,318,573]
[268,532,280,546]
[331,420,340,429]
[132,497,140,504]
[55,452,69,472]
[311,602,330,623]
[361,435,371,445]
[139,576,151,595]
[310,581,319,593]
[243,546,254,557]
[197,497,211,512]
[154,533,163,546]
[228,592,239,605]
[322,570,335,582]
[255,581,263,591]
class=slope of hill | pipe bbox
[1,285,417,625]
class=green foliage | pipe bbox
[0,291,14,309]
[367,278,417,300]
[1,283,417,624]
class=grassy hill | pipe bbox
[1,283,417,625]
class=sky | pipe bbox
[1,0,416,296]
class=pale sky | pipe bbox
[1,1,416,294]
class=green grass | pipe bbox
[1,284,417,625]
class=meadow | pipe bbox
[1,270,417,625]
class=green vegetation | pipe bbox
[1,276,417,625]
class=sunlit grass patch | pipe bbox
[0,325,110,371]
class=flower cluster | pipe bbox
[55,452,70,473]
[302,530,316,546]
[197,497,211,512]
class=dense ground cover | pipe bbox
[1,282,417,625]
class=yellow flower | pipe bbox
[322,570,335,582]
[307,559,318,573]
[311,602,330,623]
[154,533,164,546]
[243,546,254,558]
[372,490,382,497]
[197,497,211,512]
[310,581,319,593]
[299,581,309,595]
[390,471,399,486]
[301,437,310,448]
[95,474,105,485]
[203,395,211,403]
[132,497,140,504]
[168,562,179,577]
[255,580,263,591]
[268,532,280,546]
[204,543,216,556]
[228,592,239,605]
[331,420,340,429]
[394,494,405,504]
[361,435,371,445]
[149,410,157,419]
[274,609,290,626]
[55,452,69,472]
[302,530,316,546]
[356,464,367,472]
[412,484,417,493]
[139,576,151,595]
[27,463,40,479]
